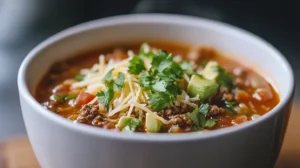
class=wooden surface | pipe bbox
[0,104,299,168]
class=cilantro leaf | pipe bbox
[158,59,173,73]
[180,61,193,70]
[128,56,146,75]
[204,119,217,128]
[185,108,201,130]
[199,103,210,117]
[152,80,167,92]
[53,94,77,102]
[180,61,200,77]
[138,49,185,110]
[166,84,180,104]
[96,88,114,110]
[215,66,233,87]
[186,103,212,130]
[198,104,210,127]
[102,68,114,88]
[114,72,125,91]
[151,50,168,67]
[139,74,153,90]
[139,43,155,59]
[157,55,183,78]
[157,73,177,84]
[75,74,85,81]
[148,92,170,111]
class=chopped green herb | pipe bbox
[198,103,210,127]
[114,72,125,91]
[199,104,210,116]
[96,88,114,110]
[204,119,217,128]
[139,43,155,59]
[148,92,170,111]
[128,56,146,75]
[75,74,85,81]
[64,95,77,101]
[180,61,193,70]
[152,80,167,92]
[166,84,180,104]
[151,50,169,68]
[180,61,199,77]
[139,74,153,90]
[157,73,177,84]
[156,55,183,78]
[102,68,114,88]
[137,46,185,110]
[53,94,77,102]
[215,66,233,87]
[186,103,215,130]
[53,95,65,102]
[185,108,201,130]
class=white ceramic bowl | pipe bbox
[18,14,294,168]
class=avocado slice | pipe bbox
[187,75,219,100]
[145,113,163,133]
[202,61,219,80]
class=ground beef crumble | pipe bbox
[158,103,192,120]
[76,104,108,127]
[158,103,193,129]
[207,105,225,117]
[170,114,193,129]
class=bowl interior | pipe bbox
[19,14,294,140]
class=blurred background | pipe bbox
[0,0,299,141]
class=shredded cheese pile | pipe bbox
[70,49,200,124]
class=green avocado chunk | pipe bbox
[145,113,163,133]
[187,75,219,100]
[202,61,219,80]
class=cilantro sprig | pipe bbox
[139,43,155,59]
[96,69,125,110]
[96,88,114,110]
[136,48,185,111]
[148,92,171,111]
[186,103,217,130]
[128,56,146,75]
[114,72,125,91]
[215,65,233,87]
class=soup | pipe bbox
[35,42,279,133]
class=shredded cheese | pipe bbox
[184,73,190,82]
[69,47,201,128]
[129,100,169,124]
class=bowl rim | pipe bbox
[18,13,295,142]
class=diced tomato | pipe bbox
[75,92,95,106]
